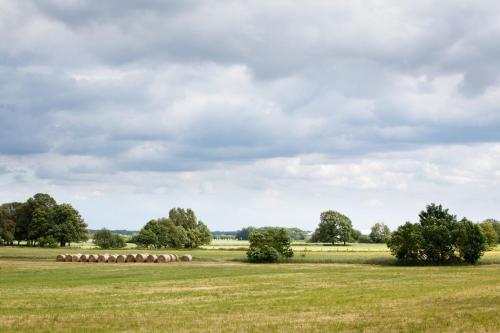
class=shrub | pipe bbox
[246,228,293,263]
[358,234,372,243]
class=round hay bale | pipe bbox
[116,254,126,263]
[56,254,66,262]
[135,253,149,263]
[146,254,158,263]
[80,254,89,262]
[171,254,178,262]
[126,254,137,263]
[65,254,73,262]
[97,254,109,263]
[108,254,117,263]
[157,254,171,263]
[180,254,192,262]
[71,254,82,262]
[88,254,98,262]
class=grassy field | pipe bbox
[0,245,499,332]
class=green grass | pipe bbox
[0,246,499,332]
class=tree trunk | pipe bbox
[60,241,66,247]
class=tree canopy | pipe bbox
[388,204,486,263]
[132,208,212,249]
[0,194,88,247]
[311,210,353,245]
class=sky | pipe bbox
[1,1,499,232]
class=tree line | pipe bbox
[0,193,88,247]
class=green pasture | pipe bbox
[0,244,499,332]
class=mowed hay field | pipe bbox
[0,246,499,332]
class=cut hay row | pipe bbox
[56,253,187,263]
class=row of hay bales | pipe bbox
[56,253,193,263]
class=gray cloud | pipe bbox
[1,1,499,229]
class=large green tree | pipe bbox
[312,210,353,245]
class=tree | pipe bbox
[93,229,126,249]
[246,228,293,263]
[350,229,362,242]
[387,204,487,264]
[479,221,499,247]
[453,218,486,263]
[50,203,88,247]
[369,223,391,243]
[481,219,500,242]
[387,222,423,261]
[419,203,457,262]
[135,208,211,249]
[312,210,353,245]
[235,227,257,240]
[0,207,16,245]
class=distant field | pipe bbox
[0,245,499,332]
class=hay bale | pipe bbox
[97,254,109,263]
[88,254,98,262]
[108,254,118,263]
[56,254,66,262]
[146,254,158,263]
[126,254,137,263]
[180,254,192,262]
[80,254,89,262]
[157,254,171,263]
[116,254,126,263]
[65,254,73,262]
[71,254,82,262]
[171,254,178,262]
[135,253,149,263]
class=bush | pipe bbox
[246,228,293,263]
[247,244,279,263]
[93,229,127,249]
[388,204,487,264]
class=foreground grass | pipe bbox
[0,259,499,333]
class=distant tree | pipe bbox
[480,220,499,246]
[350,229,362,242]
[235,227,257,240]
[358,234,373,243]
[369,223,391,243]
[247,228,293,263]
[93,229,126,249]
[312,210,353,245]
[453,218,486,263]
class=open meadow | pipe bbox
[0,243,499,332]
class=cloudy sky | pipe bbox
[1,1,499,231]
